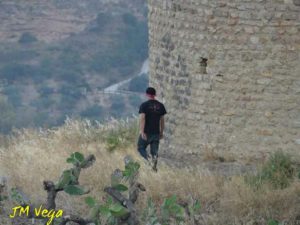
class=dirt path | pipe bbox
[159,152,257,176]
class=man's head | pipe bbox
[146,87,156,99]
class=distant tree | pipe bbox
[3,85,22,107]
[122,13,137,26]
[110,96,126,117]
[18,32,38,44]
[80,105,104,119]
[128,95,142,107]
[89,12,112,33]
[128,73,149,93]
[0,63,36,83]
[38,86,54,97]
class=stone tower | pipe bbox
[148,0,300,159]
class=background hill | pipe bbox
[0,0,149,134]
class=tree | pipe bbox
[18,32,38,44]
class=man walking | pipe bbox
[137,87,167,171]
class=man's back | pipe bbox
[139,99,167,135]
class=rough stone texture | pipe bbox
[148,0,300,159]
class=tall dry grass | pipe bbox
[0,118,300,224]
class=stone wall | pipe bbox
[148,0,300,159]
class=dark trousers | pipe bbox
[137,134,160,160]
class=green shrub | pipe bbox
[110,96,126,117]
[246,151,296,189]
[122,13,137,26]
[267,219,284,225]
[161,195,185,224]
[80,105,104,120]
[128,73,149,93]
[103,119,139,151]
[3,85,22,107]
[0,50,38,63]
[18,32,38,44]
[128,95,143,107]
[38,86,54,97]
[30,97,54,109]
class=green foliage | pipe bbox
[160,195,185,224]
[128,73,149,93]
[55,170,74,189]
[3,85,22,107]
[38,86,54,97]
[31,97,55,109]
[110,96,126,117]
[0,63,35,83]
[80,105,104,120]
[89,12,112,33]
[246,151,296,189]
[122,161,140,181]
[85,196,96,208]
[18,32,38,44]
[106,131,122,152]
[267,219,284,225]
[10,188,29,205]
[85,195,130,224]
[66,152,85,165]
[0,195,7,202]
[141,198,159,225]
[112,184,128,192]
[128,95,143,108]
[0,50,38,63]
[0,9,148,133]
[101,197,129,217]
[103,120,139,151]
[64,185,88,195]
[188,198,201,219]
[122,13,137,26]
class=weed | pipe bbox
[245,151,296,189]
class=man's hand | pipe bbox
[160,116,165,140]
[159,132,164,139]
[141,132,147,140]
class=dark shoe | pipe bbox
[152,156,158,172]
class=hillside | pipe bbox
[0,0,148,133]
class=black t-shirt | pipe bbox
[139,99,167,135]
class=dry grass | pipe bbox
[0,119,300,225]
[202,145,236,163]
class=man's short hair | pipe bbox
[146,87,156,96]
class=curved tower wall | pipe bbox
[148,0,300,158]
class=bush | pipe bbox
[80,105,104,119]
[3,85,22,107]
[30,97,54,109]
[246,151,296,189]
[0,63,34,82]
[128,95,142,107]
[122,13,137,26]
[103,119,139,151]
[89,12,112,33]
[128,73,149,93]
[0,50,38,63]
[38,86,54,97]
[18,32,38,44]
[110,96,126,117]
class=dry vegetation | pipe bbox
[0,118,300,225]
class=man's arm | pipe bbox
[159,115,165,139]
[140,113,147,140]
